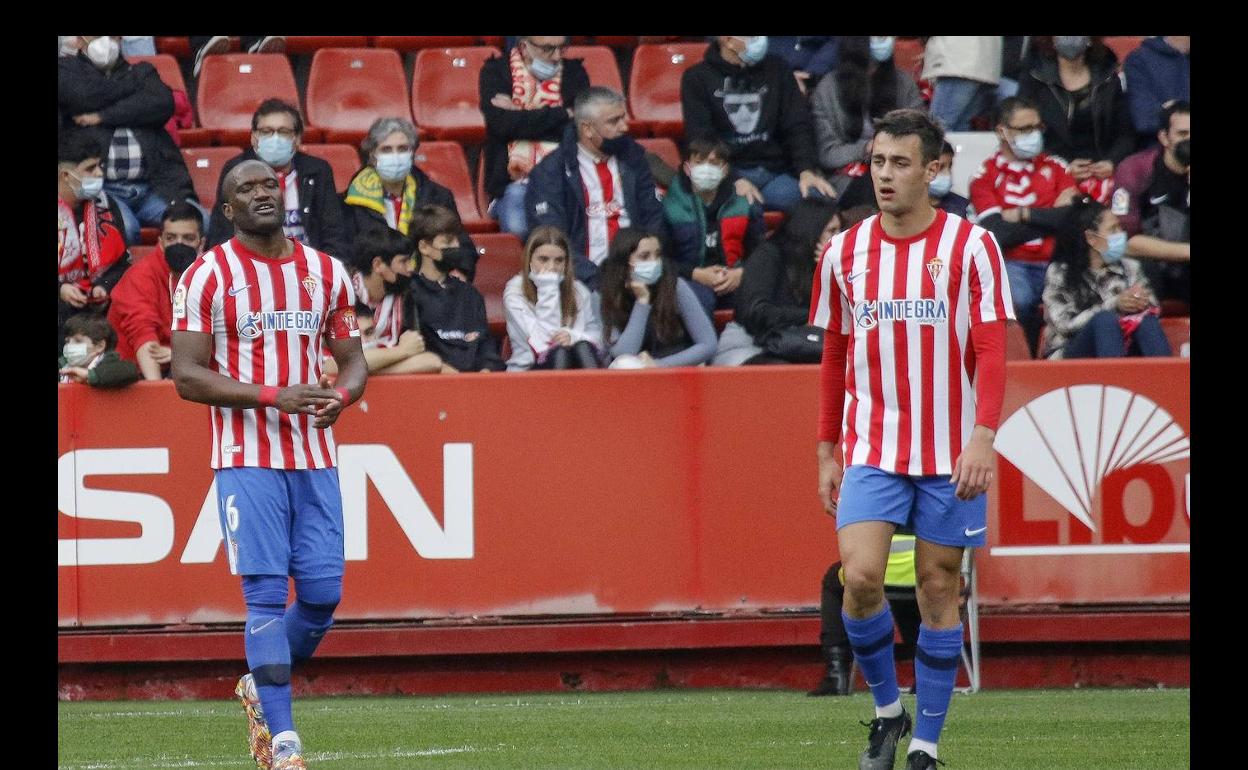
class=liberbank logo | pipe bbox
[992,385,1189,556]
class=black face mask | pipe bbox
[164,243,199,275]
[439,245,479,281]
[384,271,411,294]
[600,136,630,156]
[1173,139,1190,168]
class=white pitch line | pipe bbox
[58,746,476,769]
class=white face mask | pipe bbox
[689,162,726,192]
[530,271,563,289]
[630,259,663,286]
[1009,130,1044,160]
[928,173,953,198]
[70,171,104,200]
[63,341,92,366]
[85,36,120,69]
[529,55,560,81]
[374,151,413,182]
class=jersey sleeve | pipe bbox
[325,257,361,340]
[968,229,1015,325]
[170,256,218,334]
[1051,157,1078,194]
[808,240,851,334]
[968,160,1001,220]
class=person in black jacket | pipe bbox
[479,36,591,238]
[403,205,505,373]
[525,87,667,291]
[1018,37,1135,204]
[343,117,478,278]
[58,35,205,245]
[206,99,350,261]
[681,36,835,213]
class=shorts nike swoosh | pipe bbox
[964,526,988,537]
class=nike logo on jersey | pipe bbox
[228,284,252,297]
[921,709,946,717]
[249,618,278,635]
[847,269,872,283]
[1149,194,1169,206]
[964,526,988,537]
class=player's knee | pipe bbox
[294,576,342,615]
[915,565,960,605]
[242,574,289,612]
[841,563,886,603]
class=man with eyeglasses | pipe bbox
[206,98,350,263]
[480,36,590,238]
[969,96,1078,353]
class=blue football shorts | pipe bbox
[215,467,345,578]
[835,464,987,548]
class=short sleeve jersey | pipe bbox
[172,237,359,470]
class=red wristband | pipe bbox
[258,386,279,408]
[336,387,353,406]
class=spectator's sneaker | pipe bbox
[235,674,273,770]
[272,736,308,770]
[905,750,945,769]
[858,708,912,770]
[249,36,287,55]
[192,36,230,78]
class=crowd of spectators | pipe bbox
[57,35,1190,386]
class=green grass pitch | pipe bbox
[59,688,1189,769]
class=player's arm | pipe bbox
[809,248,850,515]
[311,313,368,429]
[171,330,338,413]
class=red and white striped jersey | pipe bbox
[351,272,403,348]
[172,237,358,470]
[809,209,1013,476]
[577,146,630,266]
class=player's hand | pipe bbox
[275,384,339,416]
[735,177,764,206]
[714,267,743,296]
[951,426,996,500]
[60,283,88,308]
[549,329,573,347]
[59,366,89,383]
[817,442,843,515]
[311,372,347,429]
[799,170,837,200]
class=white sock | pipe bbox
[272,730,300,748]
[875,698,903,718]
[907,738,938,759]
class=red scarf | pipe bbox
[58,197,124,289]
[506,46,564,179]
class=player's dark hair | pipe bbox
[1160,100,1190,133]
[1051,195,1109,305]
[64,312,117,350]
[351,227,413,276]
[599,228,681,347]
[59,130,103,165]
[836,36,901,143]
[777,198,840,308]
[251,97,304,135]
[996,96,1039,128]
[873,108,944,164]
[162,201,204,233]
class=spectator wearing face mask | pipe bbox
[58,36,208,245]
[504,226,603,371]
[599,227,717,368]
[58,313,140,388]
[811,36,924,194]
[107,202,204,380]
[403,206,505,373]
[681,36,836,213]
[58,131,129,349]
[662,136,765,319]
[1017,37,1135,205]
[206,99,349,261]
[345,117,478,273]
[480,36,590,238]
[1041,196,1170,359]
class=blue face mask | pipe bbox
[738,36,768,66]
[869,37,895,63]
[529,55,560,81]
[71,171,104,200]
[928,173,953,199]
[256,134,296,168]
[631,259,663,286]
[1009,130,1044,160]
[1101,231,1128,263]
[375,151,413,182]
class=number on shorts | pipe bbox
[225,494,240,532]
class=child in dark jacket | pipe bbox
[59,313,140,388]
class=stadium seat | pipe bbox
[1103,36,1146,65]
[285,36,368,55]
[411,47,500,143]
[128,55,214,147]
[712,308,734,332]
[944,131,999,197]
[763,211,786,234]
[129,245,156,264]
[1160,316,1190,358]
[139,228,159,245]
[471,233,524,335]
[197,54,302,146]
[306,48,411,145]
[181,147,241,209]
[628,43,708,138]
[893,38,925,81]
[1005,321,1032,361]
[155,37,193,58]
[373,36,476,52]
[414,142,495,233]
[299,143,361,194]
[1159,299,1190,318]
[565,45,624,93]
[636,137,681,171]
[593,36,639,48]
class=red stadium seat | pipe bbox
[155,37,193,58]
[197,54,302,146]
[594,36,639,48]
[181,147,242,209]
[129,245,157,264]
[565,45,624,93]
[306,48,411,145]
[285,36,368,55]
[372,36,476,52]
[635,137,681,171]
[139,227,160,245]
[1005,321,1032,361]
[128,54,213,147]
[628,43,708,138]
[414,142,495,233]
[763,211,786,234]
[1160,299,1190,318]
[1103,36,1146,65]
[712,308,734,332]
[478,36,504,49]
[1160,316,1190,358]
[411,47,500,143]
[893,38,925,81]
[299,143,362,194]
[471,233,524,335]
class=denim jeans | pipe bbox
[1003,259,1047,328]
[491,180,530,239]
[1064,310,1172,358]
[735,166,826,213]
[105,180,210,245]
[930,77,997,131]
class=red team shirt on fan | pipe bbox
[577,145,630,265]
[968,152,1076,264]
[350,273,403,348]
[171,237,359,470]
[809,209,1014,476]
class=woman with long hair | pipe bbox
[1041,196,1171,359]
[503,225,602,371]
[599,227,717,368]
[811,36,924,192]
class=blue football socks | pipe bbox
[242,575,294,736]
[842,604,902,717]
[285,576,342,668]
[912,623,963,747]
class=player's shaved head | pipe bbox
[223,160,276,201]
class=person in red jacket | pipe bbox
[107,202,204,380]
